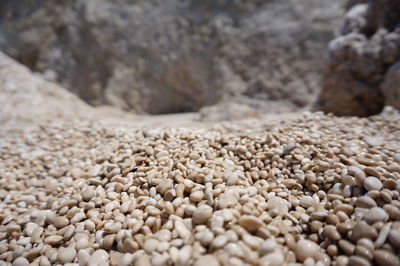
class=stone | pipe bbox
[88,249,109,265]
[362,207,389,224]
[82,186,96,201]
[388,229,400,248]
[12,258,30,266]
[239,216,264,232]
[192,206,213,224]
[351,221,378,241]
[363,176,383,191]
[294,239,319,262]
[382,61,400,109]
[266,197,289,215]
[194,255,220,266]
[373,249,400,266]
[57,247,76,263]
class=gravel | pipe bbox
[0,109,400,265]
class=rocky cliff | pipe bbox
[317,0,400,116]
[0,0,344,114]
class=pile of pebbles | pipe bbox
[1,110,400,266]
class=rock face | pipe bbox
[317,0,400,116]
[0,0,343,114]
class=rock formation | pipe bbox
[317,0,400,116]
[0,0,343,114]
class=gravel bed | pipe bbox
[1,110,400,266]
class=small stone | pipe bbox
[266,197,289,215]
[155,229,172,242]
[338,239,355,255]
[260,251,285,266]
[351,221,378,241]
[388,229,400,248]
[53,216,69,228]
[355,196,377,208]
[218,189,239,209]
[144,238,159,253]
[239,215,264,232]
[58,247,76,263]
[373,249,400,266]
[44,235,63,245]
[194,255,220,266]
[364,177,383,191]
[12,257,30,266]
[190,190,204,202]
[192,206,213,224]
[88,249,109,265]
[363,137,384,147]
[82,186,96,201]
[362,207,389,224]
[348,255,372,266]
[260,239,277,256]
[323,225,341,240]
[295,239,319,262]
[300,196,314,208]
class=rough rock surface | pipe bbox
[0,0,343,114]
[317,0,400,116]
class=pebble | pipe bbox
[351,221,378,241]
[348,255,372,266]
[44,235,63,245]
[388,229,400,248]
[58,247,76,263]
[363,176,383,191]
[260,239,277,256]
[192,206,213,224]
[88,249,109,265]
[239,215,263,231]
[82,186,96,201]
[194,255,220,266]
[266,197,289,215]
[362,207,389,224]
[12,258,29,266]
[294,239,319,262]
[373,249,400,266]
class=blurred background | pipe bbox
[0,0,399,122]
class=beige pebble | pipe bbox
[351,221,378,241]
[44,235,63,245]
[88,249,109,265]
[388,229,400,248]
[53,216,69,228]
[355,196,377,208]
[12,257,30,266]
[58,247,76,263]
[218,189,239,209]
[144,238,159,253]
[135,254,151,266]
[77,250,90,265]
[239,215,263,231]
[190,191,204,202]
[338,239,355,255]
[348,255,372,266]
[364,176,383,191]
[260,239,277,256]
[373,249,400,266]
[192,206,213,224]
[294,239,319,262]
[260,251,285,266]
[266,197,289,215]
[362,207,389,224]
[194,255,220,266]
[155,229,172,242]
[323,225,341,240]
[82,186,96,201]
